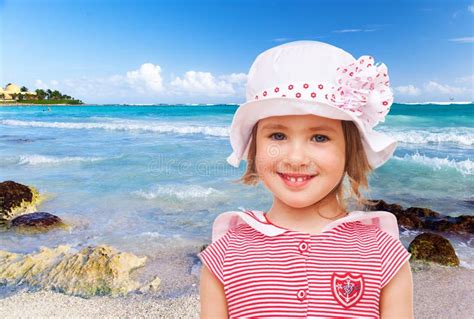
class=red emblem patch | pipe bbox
[331,272,364,308]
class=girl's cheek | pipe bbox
[255,144,279,172]
[262,138,286,157]
[264,142,283,160]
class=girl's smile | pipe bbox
[277,172,318,188]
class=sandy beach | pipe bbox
[0,260,472,318]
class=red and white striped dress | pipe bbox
[198,210,411,318]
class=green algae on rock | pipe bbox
[0,245,149,297]
[408,232,460,266]
[0,180,44,227]
[9,212,70,234]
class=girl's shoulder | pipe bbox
[209,209,402,243]
[344,210,401,240]
[209,209,285,243]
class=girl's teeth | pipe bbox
[283,174,312,182]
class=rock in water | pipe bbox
[408,233,460,266]
[0,180,43,227]
[0,245,148,297]
[9,212,68,234]
[366,199,473,234]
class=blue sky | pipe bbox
[1,0,473,104]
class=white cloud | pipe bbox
[170,71,236,97]
[394,85,421,96]
[34,79,48,89]
[448,37,474,43]
[454,75,474,84]
[34,64,247,103]
[332,28,376,33]
[125,63,163,93]
[423,81,468,94]
[394,80,472,102]
[273,38,292,43]
[468,5,474,13]
[218,72,247,85]
[33,64,165,101]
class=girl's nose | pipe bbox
[283,142,311,167]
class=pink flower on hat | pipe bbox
[333,55,394,129]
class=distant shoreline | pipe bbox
[0,101,472,107]
[0,102,84,107]
[0,103,241,107]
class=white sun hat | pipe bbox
[227,40,397,169]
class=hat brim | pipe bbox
[227,97,397,169]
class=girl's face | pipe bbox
[255,114,346,209]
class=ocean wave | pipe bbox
[388,129,474,146]
[0,119,230,137]
[17,155,107,165]
[400,101,473,105]
[393,152,472,175]
[132,185,224,200]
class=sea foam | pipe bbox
[17,155,107,165]
[0,119,230,137]
[388,129,473,146]
[393,152,472,175]
[132,185,224,200]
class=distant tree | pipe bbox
[51,90,62,100]
[20,86,28,92]
[35,89,47,100]
[46,89,52,100]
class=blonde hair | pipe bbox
[232,120,379,211]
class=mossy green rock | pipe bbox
[0,180,43,226]
[9,212,69,234]
[408,232,459,266]
[0,245,147,297]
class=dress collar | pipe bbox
[211,209,399,243]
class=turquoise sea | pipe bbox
[0,103,472,272]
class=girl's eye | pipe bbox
[269,132,286,140]
[312,134,329,143]
[270,133,329,142]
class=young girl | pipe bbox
[198,41,413,319]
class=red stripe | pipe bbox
[200,218,409,318]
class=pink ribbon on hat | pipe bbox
[333,55,394,130]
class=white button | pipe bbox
[298,241,309,253]
[297,289,307,300]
